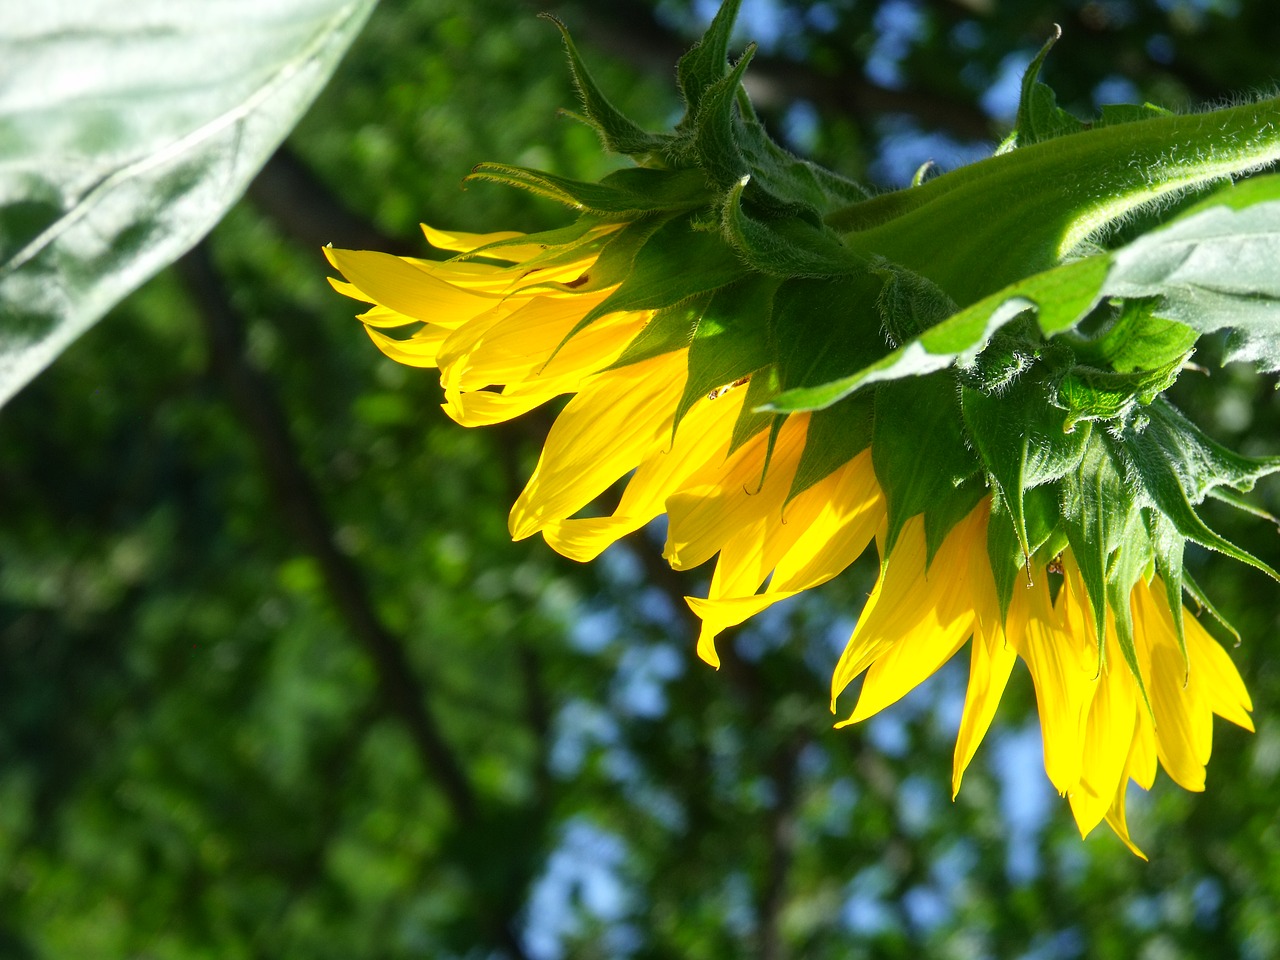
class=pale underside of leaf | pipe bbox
[0,0,377,408]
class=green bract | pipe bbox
[470,1,1280,688]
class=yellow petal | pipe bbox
[509,351,687,539]
[1133,582,1209,790]
[1069,630,1138,837]
[421,224,527,254]
[540,388,746,562]
[324,248,497,322]
[952,598,1021,799]
[439,295,640,391]
[1015,568,1091,795]
[769,450,882,593]
[359,304,419,329]
[1102,773,1148,860]
[663,414,810,571]
[1184,604,1254,731]
[687,452,883,665]
[442,375,584,426]
[363,323,451,368]
[687,593,800,668]
[843,505,990,725]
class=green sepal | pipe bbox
[962,367,1091,562]
[542,216,671,293]
[768,273,889,401]
[1055,351,1188,432]
[722,178,864,277]
[690,45,757,188]
[466,163,710,218]
[1123,403,1280,580]
[1104,511,1156,716]
[988,482,1066,620]
[1146,508,1189,669]
[541,13,671,159]
[733,94,870,213]
[672,274,780,430]
[1058,431,1133,659]
[873,260,959,348]
[925,473,987,563]
[1182,569,1242,645]
[675,0,743,124]
[751,415,788,494]
[729,368,781,455]
[1208,486,1280,524]
[986,492,1026,621]
[785,390,875,503]
[1147,399,1280,501]
[609,295,707,369]
[571,214,749,336]
[871,372,982,563]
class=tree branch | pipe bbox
[178,242,478,826]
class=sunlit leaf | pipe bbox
[0,0,377,407]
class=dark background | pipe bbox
[2,0,1279,957]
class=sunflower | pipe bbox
[326,0,1280,855]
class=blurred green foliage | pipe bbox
[2,1,1279,958]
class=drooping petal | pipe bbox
[509,350,688,539]
[687,450,884,667]
[542,386,748,562]
[952,560,1024,798]
[842,504,993,724]
[664,414,810,572]
[1133,581,1209,791]
[1017,565,1092,795]
[1068,628,1138,837]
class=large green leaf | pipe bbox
[1106,174,1280,370]
[0,0,376,407]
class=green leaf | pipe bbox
[871,372,982,562]
[1063,297,1198,373]
[466,164,708,217]
[1004,26,1086,150]
[1055,352,1188,432]
[786,391,875,502]
[540,13,670,158]
[672,274,779,429]
[962,368,1090,562]
[1123,403,1280,580]
[675,0,742,121]
[0,0,377,408]
[1104,174,1280,371]
[764,255,1109,413]
[573,214,749,333]
[1058,432,1132,658]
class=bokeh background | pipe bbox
[3,0,1280,957]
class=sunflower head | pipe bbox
[327,0,1280,855]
